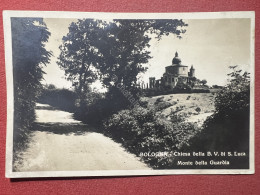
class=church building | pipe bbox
[149,52,196,89]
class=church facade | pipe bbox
[149,52,196,89]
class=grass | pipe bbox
[143,92,216,125]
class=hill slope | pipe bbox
[143,93,216,126]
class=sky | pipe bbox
[42,18,251,89]
[42,18,77,89]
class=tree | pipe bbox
[97,19,187,90]
[58,19,187,104]
[57,19,105,103]
[201,79,207,86]
[58,19,187,124]
[11,18,51,146]
[187,66,250,164]
[215,66,250,115]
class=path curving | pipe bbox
[14,103,150,171]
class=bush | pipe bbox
[190,89,210,93]
[104,106,199,168]
[39,86,77,112]
[195,107,201,113]
[143,86,210,97]
[183,67,250,168]
[154,97,164,105]
[74,94,106,125]
[74,86,134,125]
[154,101,173,111]
[139,99,149,108]
[11,18,51,159]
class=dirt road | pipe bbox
[14,103,149,171]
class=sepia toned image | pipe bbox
[4,11,255,178]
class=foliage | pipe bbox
[93,19,187,90]
[154,101,173,111]
[74,92,107,125]
[58,19,187,110]
[104,105,199,169]
[57,19,102,101]
[38,85,77,112]
[143,87,210,97]
[74,88,133,125]
[187,66,250,155]
[212,85,223,89]
[195,107,201,113]
[143,78,210,97]
[11,18,51,151]
[175,80,191,91]
[104,66,250,169]
[139,99,149,108]
[201,79,207,85]
[154,96,164,104]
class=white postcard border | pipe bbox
[3,10,255,178]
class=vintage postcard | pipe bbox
[4,11,255,178]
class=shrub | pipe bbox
[11,18,51,158]
[184,67,250,168]
[154,96,164,105]
[195,107,201,113]
[104,106,199,169]
[74,87,133,125]
[139,99,149,108]
[155,101,173,111]
[74,95,109,125]
[39,87,77,112]
[104,109,141,143]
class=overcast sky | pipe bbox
[42,18,251,89]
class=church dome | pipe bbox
[172,51,181,65]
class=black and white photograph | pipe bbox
[4,11,255,178]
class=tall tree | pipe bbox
[58,19,187,101]
[93,19,187,89]
[11,18,51,144]
[58,19,187,124]
[57,19,106,101]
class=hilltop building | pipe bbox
[149,52,196,89]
